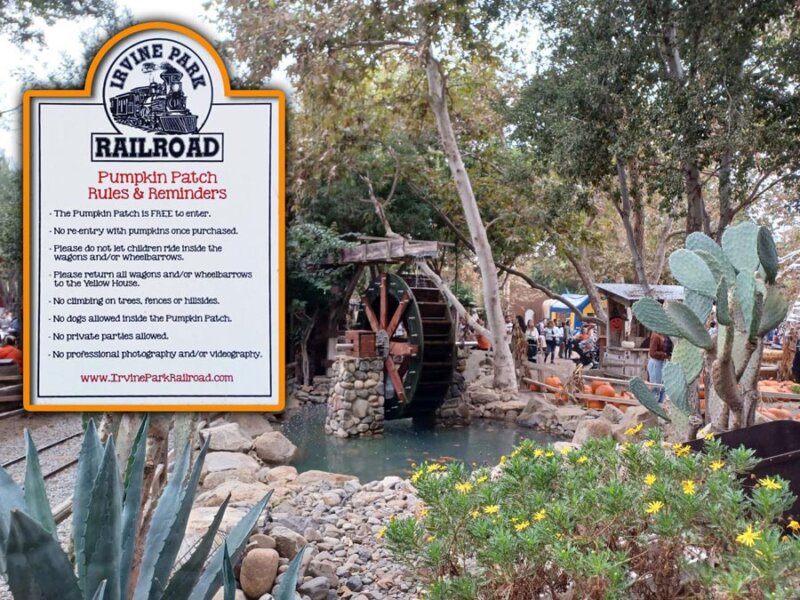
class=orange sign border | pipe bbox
[23,21,286,412]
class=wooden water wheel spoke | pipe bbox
[380,272,388,328]
[386,291,410,337]
[361,296,380,332]
[385,359,407,403]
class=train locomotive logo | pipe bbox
[102,37,213,136]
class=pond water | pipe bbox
[281,404,560,483]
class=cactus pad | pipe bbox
[629,377,670,421]
[664,302,713,349]
[721,221,759,274]
[663,362,689,414]
[758,286,789,336]
[632,298,680,337]
[671,339,704,383]
[669,249,717,297]
[757,226,779,285]
[685,290,713,323]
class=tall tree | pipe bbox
[212,0,535,391]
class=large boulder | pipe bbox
[254,431,298,464]
[268,525,307,559]
[240,548,279,598]
[259,465,299,484]
[555,405,590,433]
[225,413,275,438]
[601,404,625,424]
[618,405,659,431]
[195,480,271,508]
[572,418,614,445]
[201,467,258,490]
[205,451,260,473]
[292,470,358,487]
[200,423,252,453]
[467,384,501,406]
[183,505,247,557]
[517,394,558,429]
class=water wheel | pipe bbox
[358,273,457,420]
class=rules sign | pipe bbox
[24,22,285,411]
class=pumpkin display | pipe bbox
[590,380,605,393]
[596,384,617,398]
[544,375,563,389]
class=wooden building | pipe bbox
[595,283,684,378]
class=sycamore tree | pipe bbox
[509,0,799,251]
[211,0,548,392]
[0,157,21,318]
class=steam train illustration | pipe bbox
[108,68,198,134]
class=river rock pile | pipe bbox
[325,357,385,438]
[191,466,422,600]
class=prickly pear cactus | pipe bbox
[629,222,789,432]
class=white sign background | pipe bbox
[26,24,283,409]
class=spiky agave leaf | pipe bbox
[5,510,82,600]
[23,430,57,537]
[0,463,26,574]
[73,419,104,582]
[119,415,149,598]
[222,542,236,600]
[274,545,308,600]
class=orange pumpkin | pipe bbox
[583,384,593,394]
[586,399,604,409]
[590,380,605,393]
[545,375,562,389]
[596,384,617,398]
[528,382,540,392]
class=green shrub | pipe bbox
[385,432,800,600]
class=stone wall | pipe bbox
[435,348,470,427]
[325,357,385,438]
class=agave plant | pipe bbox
[629,221,789,433]
[0,417,280,600]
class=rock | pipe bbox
[467,384,500,405]
[308,558,338,588]
[346,575,364,592]
[240,548,280,598]
[270,525,307,559]
[202,467,258,490]
[254,431,299,464]
[196,480,271,508]
[260,465,299,484]
[517,394,558,429]
[258,595,275,600]
[553,441,580,454]
[205,451,260,473]
[572,418,614,445]
[200,423,253,453]
[618,405,658,430]
[226,412,275,438]
[293,470,359,487]
[555,406,589,431]
[212,590,245,600]
[249,533,277,550]
[298,576,330,600]
[184,506,248,557]
[601,404,625,424]
[352,399,369,419]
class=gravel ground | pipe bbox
[1,412,81,600]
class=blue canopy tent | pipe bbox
[546,294,594,332]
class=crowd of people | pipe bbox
[0,310,22,371]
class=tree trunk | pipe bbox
[564,247,609,323]
[424,51,517,391]
[615,162,651,288]
[650,214,674,284]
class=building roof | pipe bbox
[595,283,685,303]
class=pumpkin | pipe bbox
[544,375,563,389]
[583,384,593,394]
[596,384,617,398]
[586,399,604,409]
[528,382,540,392]
[590,380,605,393]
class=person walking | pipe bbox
[543,319,558,364]
[525,320,539,362]
[648,331,669,402]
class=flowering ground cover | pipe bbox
[385,431,800,600]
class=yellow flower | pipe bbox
[682,480,696,496]
[533,509,546,522]
[377,527,386,539]
[514,520,530,532]
[511,448,522,458]
[455,482,473,494]
[758,477,782,491]
[418,507,429,518]
[483,505,500,515]
[704,432,715,441]
[545,450,555,458]
[555,532,562,539]
[559,446,573,455]
[673,443,691,457]
[736,524,762,547]
[426,463,445,474]
[710,460,725,471]
[625,423,644,436]
[787,520,800,532]
[782,535,790,543]
[577,455,588,464]
[475,475,488,484]
[645,500,664,514]
[643,440,655,448]
[469,510,481,518]
[644,474,657,486]
[411,470,423,484]
[426,535,435,543]
[533,448,545,458]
